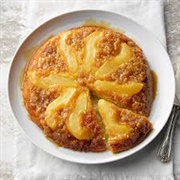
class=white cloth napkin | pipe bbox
[14,0,174,180]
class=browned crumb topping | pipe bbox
[22,26,154,152]
[42,110,106,152]
[29,37,68,77]
[66,27,97,51]
[109,108,152,153]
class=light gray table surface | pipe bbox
[0,0,180,179]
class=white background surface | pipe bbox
[0,0,180,179]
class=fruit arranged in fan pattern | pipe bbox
[23,26,153,153]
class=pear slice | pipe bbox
[94,80,143,96]
[28,71,77,89]
[45,88,76,129]
[66,90,91,140]
[98,99,152,153]
[95,43,132,78]
[98,99,130,137]
[83,31,103,72]
[58,32,78,73]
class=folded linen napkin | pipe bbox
[14,0,174,180]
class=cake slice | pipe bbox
[98,99,152,153]
[44,88,106,152]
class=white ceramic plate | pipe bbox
[8,10,175,164]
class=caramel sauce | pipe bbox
[23,45,39,62]
[19,45,40,88]
[83,18,125,33]
[18,66,25,89]
[19,45,39,88]
[112,27,125,34]
[20,35,55,87]
[23,35,54,62]
[151,70,158,98]
[83,18,110,28]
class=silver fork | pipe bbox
[157,95,180,162]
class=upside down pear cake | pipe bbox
[22,26,154,153]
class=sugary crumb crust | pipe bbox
[22,26,154,153]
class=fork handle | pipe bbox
[157,104,180,162]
